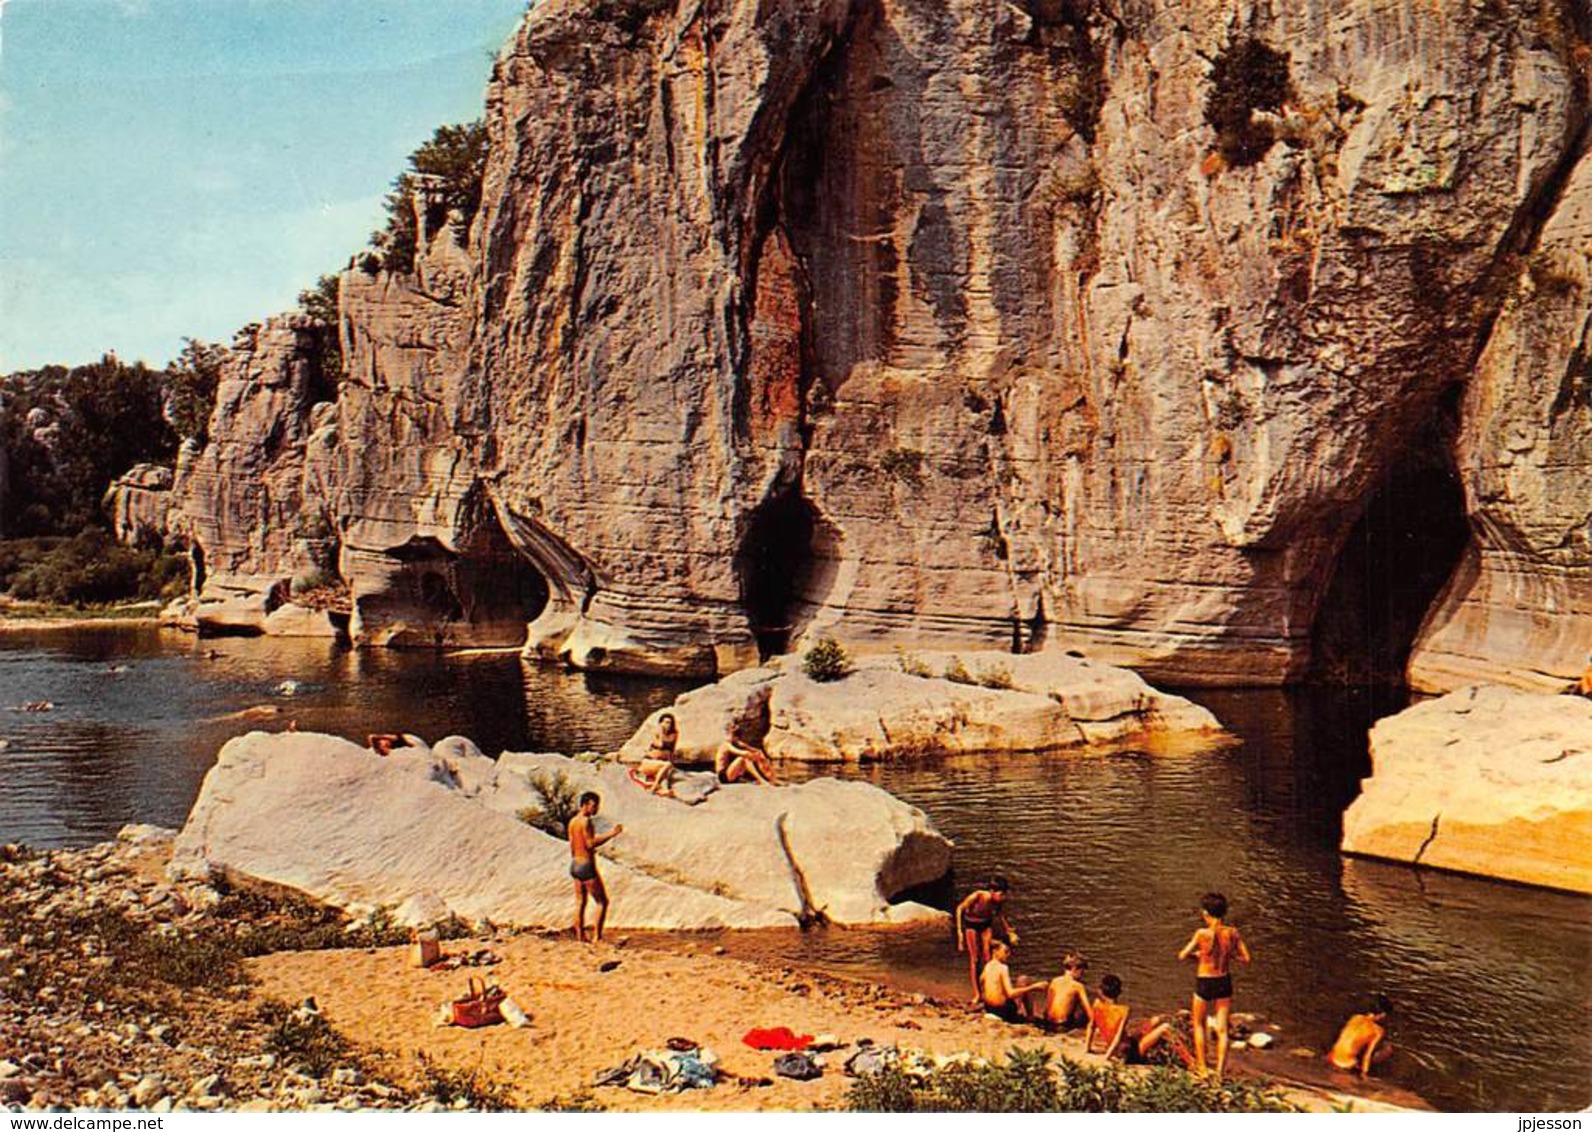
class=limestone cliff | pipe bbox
[153,0,1589,689]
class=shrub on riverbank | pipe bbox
[0,531,188,608]
[846,1047,1299,1113]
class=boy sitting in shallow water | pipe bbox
[1042,953,1092,1030]
[979,940,1048,1023]
[1084,973,1184,1065]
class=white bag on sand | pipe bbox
[500,997,530,1028]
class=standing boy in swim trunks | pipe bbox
[568,792,623,943]
[955,875,1017,1006]
[1177,891,1251,1080]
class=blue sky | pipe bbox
[0,0,528,371]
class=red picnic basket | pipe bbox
[450,977,506,1028]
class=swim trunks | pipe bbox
[570,857,598,882]
[1195,974,1233,1002]
[962,916,993,932]
[985,1000,1024,1024]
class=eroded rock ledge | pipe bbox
[170,731,951,929]
[619,649,1228,764]
[1340,686,1592,894]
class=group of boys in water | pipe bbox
[958,877,1391,1081]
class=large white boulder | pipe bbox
[618,650,1228,764]
[170,731,950,929]
[1341,686,1592,894]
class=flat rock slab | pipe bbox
[170,731,950,929]
[1341,686,1592,894]
[619,650,1229,764]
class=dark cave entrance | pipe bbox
[454,503,551,640]
[737,489,832,659]
[1309,415,1470,686]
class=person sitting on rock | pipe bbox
[1042,953,1093,1030]
[715,687,780,786]
[635,713,680,796]
[1084,973,1181,1065]
[978,939,1047,1023]
[1327,993,1394,1076]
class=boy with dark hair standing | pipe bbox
[1177,891,1251,1079]
[568,792,622,943]
[955,874,1017,1005]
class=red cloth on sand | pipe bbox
[742,1026,814,1051]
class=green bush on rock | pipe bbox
[803,635,853,682]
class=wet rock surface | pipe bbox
[1341,686,1592,894]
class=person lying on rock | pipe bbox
[715,690,780,785]
[367,733,410,757]
[978,940,1047,1023]
[1042,953,1093,1030]
[1083,973,1181,1065]
[635,713,679,796]
[569,791,622,944]
[955,875,1017,1005]
[1327,993,1394,1077]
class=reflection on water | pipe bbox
[0,625,688,846]
[1,631,1587,1111]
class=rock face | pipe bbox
[105,464,173,547]
[1341,686,1592,894]
[157,1,1589,690]
[1407,145,1592,694]
[619,650,1226,763]
[170,731,951,929]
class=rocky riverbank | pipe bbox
[2,828,1418,1114]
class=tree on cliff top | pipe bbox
[368,119,489,274]
[296,274,345,384]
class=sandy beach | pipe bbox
[251,931,1422,1112]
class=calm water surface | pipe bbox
[1,626,1587,1112]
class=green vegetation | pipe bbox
[164,338,226,445]
[0,531,188,607]
[943,656,975,685]
[415,1051,516,1111]
[1204,37,1293,167]
[259,1000,358,1080]
[803,635,853,682]
[368,120,490,274]
[1,354,179,535]
[518,769,581,838]
[896,648,933,678]
[976,663,1015,690]
[296,273,345,382]
[847,1047,1300,1113]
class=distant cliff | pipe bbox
[135,0,1590,691]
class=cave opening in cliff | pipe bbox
[737,489,838,659]
[452,500,551,644]
[1308,412,1470,686]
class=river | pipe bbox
[1,624,1586,1112]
